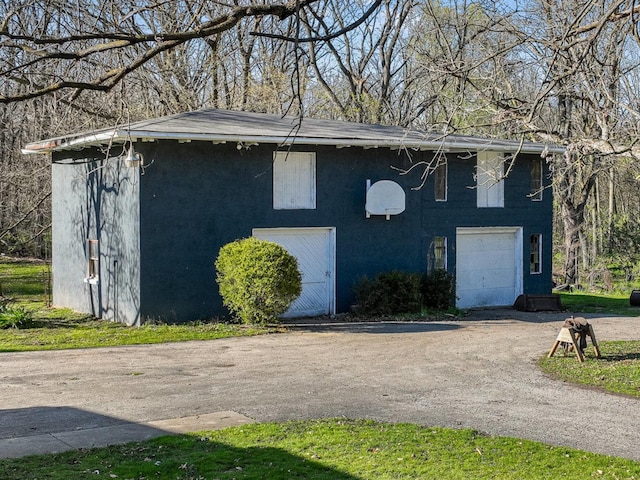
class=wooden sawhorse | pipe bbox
[548,317,601,363]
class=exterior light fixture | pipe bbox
[124,145,144,167]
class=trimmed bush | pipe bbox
[421,269,455,310]
[353,270,422,316]
[215,237,302,324]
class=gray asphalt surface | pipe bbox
[1,309,640,460]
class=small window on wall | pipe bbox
[434,237,447,269]
[434,160,447,201]
[530,234,542,274]
[273,151,316,209]
[88,239,99,279]
[476,151,504,208]
[530,158,543,201]
[429,236,447,271]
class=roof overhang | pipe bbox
[22,129,565,156]
[21,109,565,156]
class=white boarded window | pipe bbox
[477,151,504,208]
[273,151,316,209]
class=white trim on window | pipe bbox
[273,151,316,210]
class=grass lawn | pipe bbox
[2,259,640,476]
[0,319,274,352]
[558,291,640,316]
[539,340,640,397]
[543,293,640,397]
[1,419,640,480]
[0,258,276,352]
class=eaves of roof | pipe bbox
[22,109,565,156]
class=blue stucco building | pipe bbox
[24,109,562,325]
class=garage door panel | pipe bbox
[476,251,513,267]
[253,228,335,317]
[458,235,513,252]
[265,233,327,282]
[289,282,327,316]
[490,236,515,250]
[460,268,516,289]
[456,228,523,308]
[462,287,515,307]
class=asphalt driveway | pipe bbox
[1,309,639,460]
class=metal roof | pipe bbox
[22,108,564,155]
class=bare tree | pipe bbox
[0,0,383,255]
[301,0,417,124]
[407,0,640,287]
[525,0,640,286]
[4,0,640,287]
[0,0,325,103]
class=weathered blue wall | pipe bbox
[426,152,553,296]
[51,150,141,325]
[51,139,552,323]
[133,141,552,322]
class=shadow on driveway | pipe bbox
[283,307,599,332]
[0,406,168,458]
[284,321,462,334]
[0,407,254,460]
[0,408,359,479]
[460,307,584,324]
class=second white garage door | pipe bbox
[456,227,523,308]
[253,227,336,317]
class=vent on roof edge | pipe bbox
[365,179,405,220]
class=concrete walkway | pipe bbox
[0,411,253,459]
[1,310,639,460]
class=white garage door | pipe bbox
[456,227,523,308]
[253,227,335,317]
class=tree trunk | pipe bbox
[608,166,615,250]
[556,151,598,287]
[561,200,581,286]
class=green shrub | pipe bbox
[421,269,455,310]
[0,298,35,329]
[353,270,422,316]
[215,238,302,324]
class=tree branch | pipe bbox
[0,192,52,241]
[250,0,383,43]
[570,2,640,36]
[0,0,320,104]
